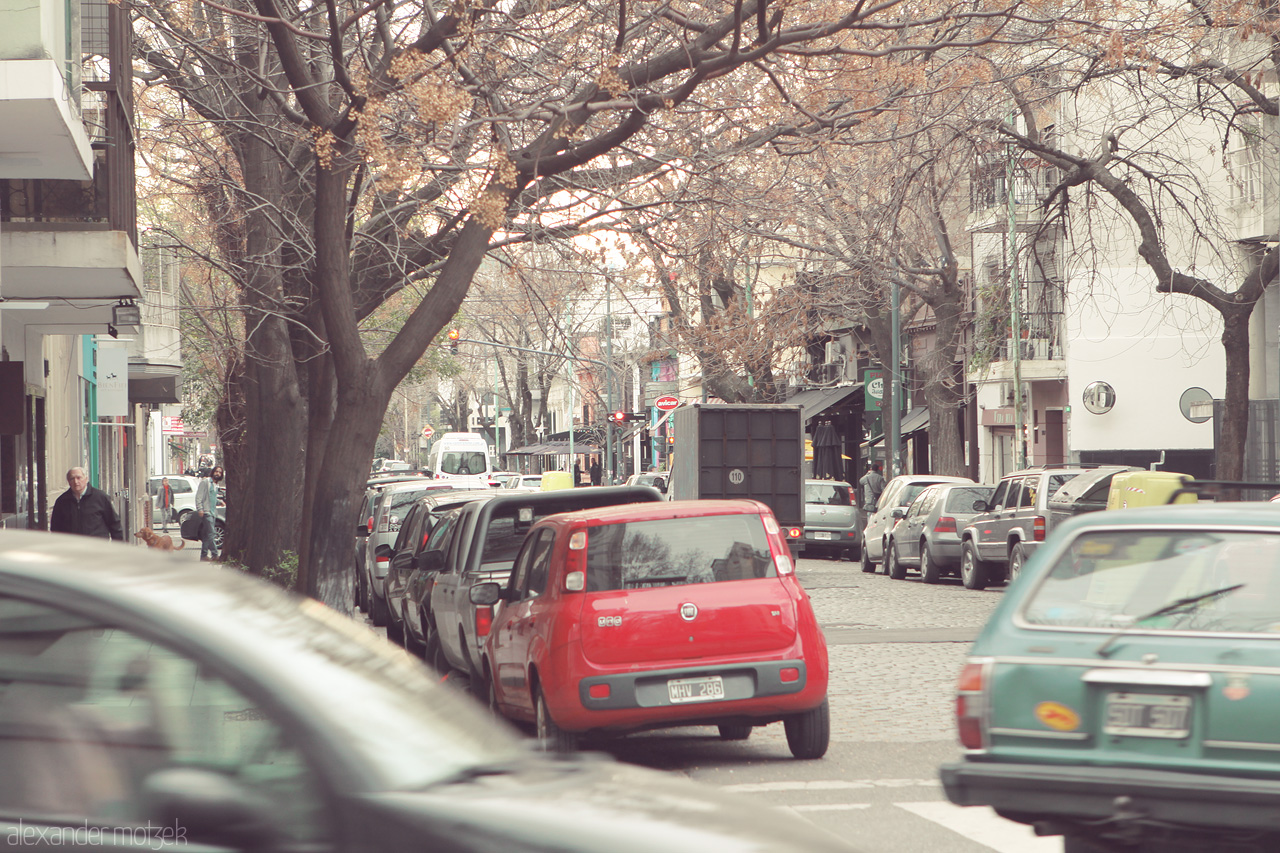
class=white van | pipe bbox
[429,432,491,487]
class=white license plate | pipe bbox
[1103,692,1191,738]
[814,532,834,540]
[668,675,725,704]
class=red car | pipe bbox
[470,499,830,758]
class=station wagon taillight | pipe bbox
[956,660,991,750]
[933,516,957,534]
[1033,516,1046,542]
[367,517,374,533]
[377,509,390,533]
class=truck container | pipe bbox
[669,404,805,548]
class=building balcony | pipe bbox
[0,0,93,179]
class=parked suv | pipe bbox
[958,465,1094,589]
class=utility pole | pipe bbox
[888,277,901,477]
[605,270,615,483]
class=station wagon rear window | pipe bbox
[585,515,775,591]
[1023,529,1280,633]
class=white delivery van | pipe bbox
[429,432,492,487]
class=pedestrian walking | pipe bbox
[859,461,886,512]
[159,476,175,529]
[50,467,123,540]
[573,459,583,487]
[589,457,602,486]
[195,465,224,560]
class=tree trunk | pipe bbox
[1218,308,1251,481]
[923,302,966,477]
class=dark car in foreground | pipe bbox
[942,503,1280,853]
[0,531,858,853]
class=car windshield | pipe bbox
[805,484,851,506]
[1023,529,1280,633]
[439,451,486,476]
[585,514,775,591]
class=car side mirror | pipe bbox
[415,549,444,573]
[356,522,369,536]
[891,507,906,519]
[142,767,278,850]
[972,500,988,512]
[470,581,504,606]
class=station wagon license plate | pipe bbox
[668,675,725,704]
[1104,693,1191,738]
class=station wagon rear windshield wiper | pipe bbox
[1095,583,1245,658]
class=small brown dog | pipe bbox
[135,528,185,551]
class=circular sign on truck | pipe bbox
[655,395,680,412]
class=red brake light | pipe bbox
[933,516,957,534]
[780,667,800,683]
[367,517,374,533]
[375,554,389,566]
[846,487,856,504]
[1033,516,1046,542]
[956,661,989,750]
[475,605,494,638]
[588,683,611,699]
[787,527,803,540]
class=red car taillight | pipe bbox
[377,509,390,533]
[475,605,494,638]
[846,487,856,504]
[366,517,374,533]
[1033,516,1046,542]
[787,527,803,540]
[933,516,957,534]
[564,529,587,591]
[956,660,990,750]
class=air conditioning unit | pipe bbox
[825,340,846,363]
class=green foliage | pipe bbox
[230,550,299,592]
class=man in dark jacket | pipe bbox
[50,467,123,540]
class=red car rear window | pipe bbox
[585,515,775,591]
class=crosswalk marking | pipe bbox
[895,802,1062,853]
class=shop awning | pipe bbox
[865,407,930,445]
[505,440,600,455]
[786,383,864,424]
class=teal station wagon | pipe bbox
[942,503,1280,853]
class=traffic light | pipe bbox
[446,328,460,354]
[608,411,645,424]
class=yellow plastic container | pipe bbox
[540,470,574,491]
[1106,471,1196,509]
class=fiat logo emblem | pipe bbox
[680,603,698,621]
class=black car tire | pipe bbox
[784,698,830,760]
[920,544,944,585]
[887,540,907,580]
[860,544,876,573]
[401,603,425,657]
[484,663,501,715]
[358,570,369,613]
[1009,543,1028,583]
[535,685,577,753]
[425,630,448,674]
[385,606,404,645]
[961,540,990,591]
[369,586,390,627]
[718,724,752,741]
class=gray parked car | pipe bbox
[800,479,861,560]
[362,480,464,627]
[884,483,995,583]
[861,475,974,574]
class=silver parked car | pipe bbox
[885,483,995,582]
[801,479,861,560]
[861,475,974,574]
